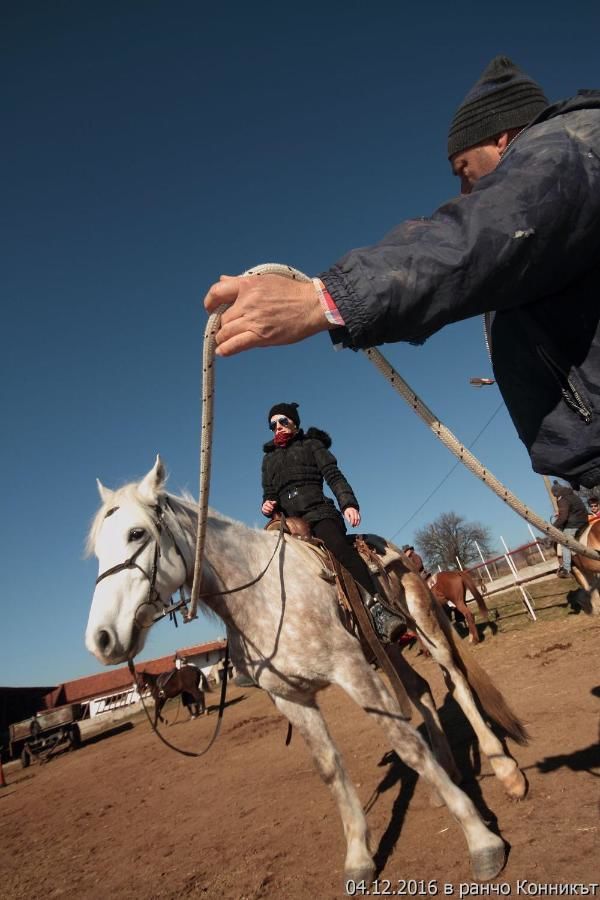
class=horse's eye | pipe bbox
[128,528,146,542]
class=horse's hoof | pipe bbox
[344,863,375,893]
[470,838,506,881]
[504,768,528,800]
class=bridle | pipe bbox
[96,498,288,631]
[95,499,193,628]
[94,499,285,758]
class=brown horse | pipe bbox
[570,520,600,615]
[138,666,210,726]
[427,570,495,644]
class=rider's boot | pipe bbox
[364,592,406,644]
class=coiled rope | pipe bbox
[187,263,600,621]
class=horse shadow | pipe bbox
[536,685,600,778]
[205,694,247,716]
[369,695,503,875]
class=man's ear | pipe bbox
[496,132,511,153]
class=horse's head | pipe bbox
[85,456,190,665]
[136,669,153,692]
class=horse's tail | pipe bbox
[460,570,490,618]
[434,602,529,745]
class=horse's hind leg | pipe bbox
[271,693,375,887]
[455,597,480,644]
[571,565,600,615]
[402,574,526,800]
[386,643,460,788]
[332,648,505,881]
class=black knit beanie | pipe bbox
[267,402,300,428]
[447,56,548,159]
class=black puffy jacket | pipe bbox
[261,427,359,525]
[321,92,600,489]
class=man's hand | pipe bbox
[262,499,278,516]
[204,274,331,356]
[344,507,361,528]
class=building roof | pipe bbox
[43,639,227,707]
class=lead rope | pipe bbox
[185,262,599,606]
[186,264,311,622]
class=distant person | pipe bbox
[551,481,589,577]
[401,545,428,579]
[205,57,600,497]
[262,401,404,643]
[587,496,600,523]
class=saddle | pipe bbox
[156,670,176,697]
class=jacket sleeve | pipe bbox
[261,456,277,506]
[320,115,600,348]
[311,440,359,512]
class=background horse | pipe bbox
[571,520,600,615]
[138,666,210,726]
[86,457,527,885]
[428,570,495,643]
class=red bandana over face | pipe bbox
[274,430,294,447]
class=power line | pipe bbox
[390,401,504,540]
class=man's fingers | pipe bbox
[204,276,242,311]
[215,331,263,357]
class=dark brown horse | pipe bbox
[138,666,210,726]
[427,570,495,644]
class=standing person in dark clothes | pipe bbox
[551,481,589,577]
[401,545,428,579]
[261,401,404,643]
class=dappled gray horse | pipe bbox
[86,457,526,885]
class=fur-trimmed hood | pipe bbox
[263,426,332,453]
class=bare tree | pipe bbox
[414,511,494,571]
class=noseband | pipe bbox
[95,500,191,626]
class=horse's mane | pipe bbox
[86,482,251,558]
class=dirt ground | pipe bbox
[2,599,599,899]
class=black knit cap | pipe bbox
[447,56,548,159]
[268,402,300,428]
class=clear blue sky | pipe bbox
[3,2,598,686]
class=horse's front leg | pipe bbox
[271,693,375,889]
[332,646,505,881]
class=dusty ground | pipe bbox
[2,591,599,899]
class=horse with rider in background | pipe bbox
[137,665,211,726]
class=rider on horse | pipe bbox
[261,401,405,643]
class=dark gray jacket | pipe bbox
[262,427,358,525]
[322,92,600,489]
[552,487,589,530]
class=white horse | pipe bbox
[85,457,527,886]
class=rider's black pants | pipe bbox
[311,517,375,595]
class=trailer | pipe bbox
[9,704,83,767]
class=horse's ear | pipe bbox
[138,455,167,502]
[96,479,114,504]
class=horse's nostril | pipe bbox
[97,629,113,653]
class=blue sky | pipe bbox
[3,2,599,686]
